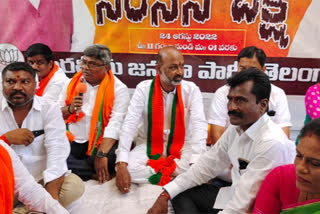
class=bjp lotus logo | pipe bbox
[0,43,24,71]
[0,49,20,65]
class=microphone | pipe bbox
[75,82,87,118]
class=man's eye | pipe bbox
[295,153,302,159]
[169,65,178,70]
[22,80,31,84]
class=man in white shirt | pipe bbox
[208,46,291,145]
[116,46,207,193]
[0,62,84,208]
[0,140,68,214]
[25,43,69,104]
[59,44,130,183]
[147,68,296,214]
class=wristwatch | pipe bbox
[96,150,111,158]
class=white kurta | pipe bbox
[0,140,68,214]
[116,79,208,183]
[164,114,296,213]
[41,66,70,104]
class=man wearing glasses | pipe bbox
[25,43,69,104]
[58,44,130,183]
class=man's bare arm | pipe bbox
[209,124,225,145]
[281,126,290,139]
[45,175,64,200]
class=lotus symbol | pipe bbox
[0,49,19,65]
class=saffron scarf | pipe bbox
[65,70,115,156]
[147,74,185,186]
[35,63,59,96]
[0,144,14,213]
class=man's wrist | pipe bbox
[96,150,111,158]
[160,191,171,201]
[116,161,128,168]
[67,105,73,114]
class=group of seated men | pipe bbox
[0,43,296,213]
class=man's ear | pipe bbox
[155,64,161,74]
[104,64,110,72]
[49,60,54,68]
[259,98,269,113]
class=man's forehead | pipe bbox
[83,55,100,62]
[238,56,262,69]
[5,70,33,79]
[27,54,46,60]
[228,81,254,96]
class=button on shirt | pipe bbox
[116,79,208,174]
[164,114,296,213]
[0,140,68,214]
[0,96,70,185]
[58,75,130,143]
[207,84,292,128]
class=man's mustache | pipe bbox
[173,75,183,80]
[10,91,26,98]
[228,110,243,118]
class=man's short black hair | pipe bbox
[2,62,36,79]
[300,118,320,140]
[24,43,54,63]
[227,67,271,104]
[237,46,266,68]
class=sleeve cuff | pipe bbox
[278,122,292,128]
[163,180,184,199]
[43,168,69,185]
[207,119,227,127]
[115,151,129,163]
[103,127,120,140]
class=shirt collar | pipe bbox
[236,113,268,140]
[1,95,41,112]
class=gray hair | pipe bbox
[83,44,112,65]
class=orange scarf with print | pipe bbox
[0,144,14,213]
[65,70,115,156]
[35,63,59,96]
[147,74,185,186]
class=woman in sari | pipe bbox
[253,118,320,214]
[296,83,320,145]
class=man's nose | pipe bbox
[227,100,237,111]
[13,82,23,90]
[177,66,183,76]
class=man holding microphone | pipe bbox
[59,44,130,183]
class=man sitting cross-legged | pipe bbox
[58,44,130,183]
[0,62,84,209]
[116,46,207,193]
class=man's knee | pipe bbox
[59,173,84,207]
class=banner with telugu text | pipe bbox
[0,0,319,95]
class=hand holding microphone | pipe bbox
[70,81,87,117]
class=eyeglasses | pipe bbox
[80,60,105,69]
